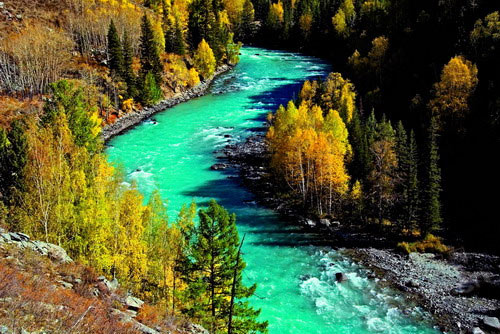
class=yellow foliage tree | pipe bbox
[429,56,478,125]
[267,1,284,32]
[193,39,216,79]
[321,72,356,123]
[267,101,350,216]
[332,0,355,37]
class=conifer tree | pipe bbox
[395,121,419,230]
[42,80,101,152]
[239,0,255,41]
[421,115,442,234]
[107,20,124,78]
[141,71,163,106]
[122,31,138,99]
[406,130,419,228]
[188,0,215,50]
[348,111,370,182]
[163,0,175,53]
[173,17,186,55]
[183,200,267,334]
[0,120,27,202]
[140,15,163,85]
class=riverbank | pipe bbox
[220,134,500,334]
[101,64,234,142]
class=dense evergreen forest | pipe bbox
[250,0,500,251]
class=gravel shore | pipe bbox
[219,134,500,334]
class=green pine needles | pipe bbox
[182,200,268,334]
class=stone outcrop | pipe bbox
[102,65,233,142]
[0,229,72,264]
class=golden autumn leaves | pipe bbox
[267,73,355,216]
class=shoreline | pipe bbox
[101,64,234,142]
[219,134,500,334]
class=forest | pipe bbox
[0,0,499,332]
[0,0,267,332]
[254,0,500,251]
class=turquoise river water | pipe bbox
[106,47,441,334]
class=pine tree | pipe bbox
[173,17,186,55]
[421,115,442,234]
[163,0,175,53]
[183,200,267,334]
[395,121,419,231]
[0,120,27,202]
[140,15,163,85]
[239,0,255,41]
[348,110,370,182]
[107,20,124,78]
[406,130,419,229]
[122,31,138,99]
[188,0,215,50]
[42,80,101,152]
[141,71,163,106]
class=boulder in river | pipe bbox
[335,272,348,282]
[483,316,500,331]
[471,327,485,334]
[302,218,316,228]
[319,218,331,227]
[211,163,228,170]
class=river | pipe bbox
[106,47,440,334]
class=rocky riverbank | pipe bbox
[349,248,500,333]
[219,134,500,334]
[101,64,233,142]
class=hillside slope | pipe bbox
[0,228,207,334]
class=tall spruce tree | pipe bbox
[163,0,175,53]
[348,110,371,183]
[395,121,419,231]
[0,120,27,203]
[141,71,163,106]
[239,0,255,41]
[122,31,138,99]
[140,15,163,85]
[421,115,442,234]
[188,0,215,50]
[183,200,267,334]
[107,20,124,78]
[173,17,186,55]
[406,130,419,229]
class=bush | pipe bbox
[397,234,451,255]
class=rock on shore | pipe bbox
[102,64,233,142]
[349,248,500,333]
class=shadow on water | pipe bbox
[180,175,335,248]
[247,82,304,110]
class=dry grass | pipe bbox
[0,0,71,37]
[0,244,171,334]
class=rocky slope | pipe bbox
[0,227,207,334]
